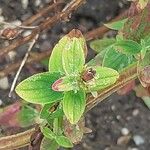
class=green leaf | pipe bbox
[56,135,73,148]
[90,38,116,53]
[86,66,119,91]
[103,47,134,71]
[63,90,86,124]
[40,138,59,150]
[49,29,87,74]
[19,105,38,127]
[52,75,79,92]
[62,30,86,74]
[40,103,54,119]
[41,127,56,139]
[142,96,150,109]
[104,19,128,30]
[49,36,68,73]
[87,48,107,66]
[143,36,150,47]
[15,72,63,104]
[114,40,142,55]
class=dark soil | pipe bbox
[0,0,150,150]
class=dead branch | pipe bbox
[85,11,126,41]
[0,50,51,78]
[0,0,85,57]
[0,128,35,150]
[9,34,39,97]
[22,0,65,26]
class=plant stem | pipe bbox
[0,128,35,150]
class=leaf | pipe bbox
[114,40,142,55]
[142,96,150,109]
[121,5,150,41]
[63,118,91,144]
[134,85,150,109]
[0,102,21,127]
[62,29,86,74]
[15,72,63,104]
[104,19,128,30]
[55,135,73,148]
[40,138,59,150]
[52,75,79,92]
[90,38,116,53]
[47,108,64,122]
[134,84,150,97]
[87,49,107,66]
[19,105,38,127]
[49,36,68,73]
[86,66,119,91]
[40,103,54,119]
[63,90,86,124]
[49,29,87,74]
[103,47,134,71]
[41,127,56,139]
[137,52,150,87]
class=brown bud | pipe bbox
[82,68,96,82]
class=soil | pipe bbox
[0,0,150,150]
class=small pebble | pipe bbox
[0,77,9,90]
[111,105,116,111]
[121,128,130,135]
[133,135,145,145]
[128,147,139,150]
[131,148,139,150]
[117,135,131,145]
[104,147,111,150]
[22,30,32,37]
[35,0,41,7]
[132,109,139,116]
[8,51,17,61]
[0,99,3,106]
[0,16,4,22]
[116,115,121,120]
[11,20,22,26]
[0,8,2,15]
[21,0,29,9]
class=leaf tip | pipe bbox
[67,29,83,38]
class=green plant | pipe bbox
[1,0,149,149]
[15,2,150,148]
[15,29,119,149]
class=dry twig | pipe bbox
[0,0,85,57]
[9,34,39,97]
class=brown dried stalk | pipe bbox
[22,0,65,26]
[0,0,85,57]
[0,128,35,150]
